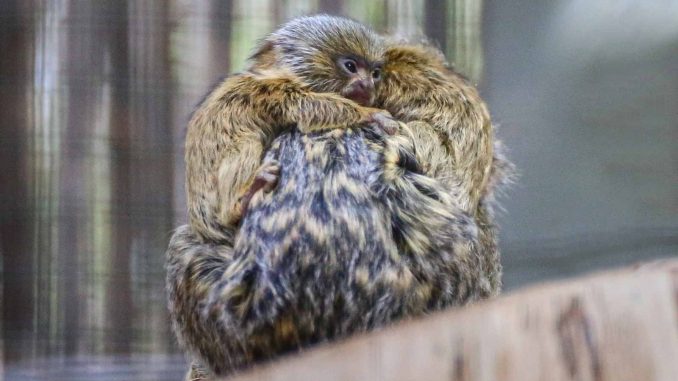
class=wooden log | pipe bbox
[225,259,678,381]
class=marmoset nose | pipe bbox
[357,78,374,92]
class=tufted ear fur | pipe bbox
[247,39,277,70]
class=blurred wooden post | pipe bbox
[0,0,37,362]
[226,259,678,381]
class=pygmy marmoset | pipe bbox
[167,15,512,379]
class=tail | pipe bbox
[165,225,242,375]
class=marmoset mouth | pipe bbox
[343,89,374,106]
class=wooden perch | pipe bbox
[226,259,678,381]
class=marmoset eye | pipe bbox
[342,59,357,73]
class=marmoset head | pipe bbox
[382,40,449,82]
[374,41,451,105]
[249,15,385,106]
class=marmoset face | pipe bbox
[336,55,383,106]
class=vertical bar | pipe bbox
[0,0,37,362]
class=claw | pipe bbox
[236,160,281,221]
[253,161,280,193]
[370,112,400,135]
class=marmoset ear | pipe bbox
[247,40,277,70]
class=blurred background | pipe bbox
[1,0,676,380]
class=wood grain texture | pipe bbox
[224,259,678,381]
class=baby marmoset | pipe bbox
[185,15,397,243]
[375,40,515,296]
[377,41,496,216]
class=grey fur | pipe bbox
[167,127,499,377]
